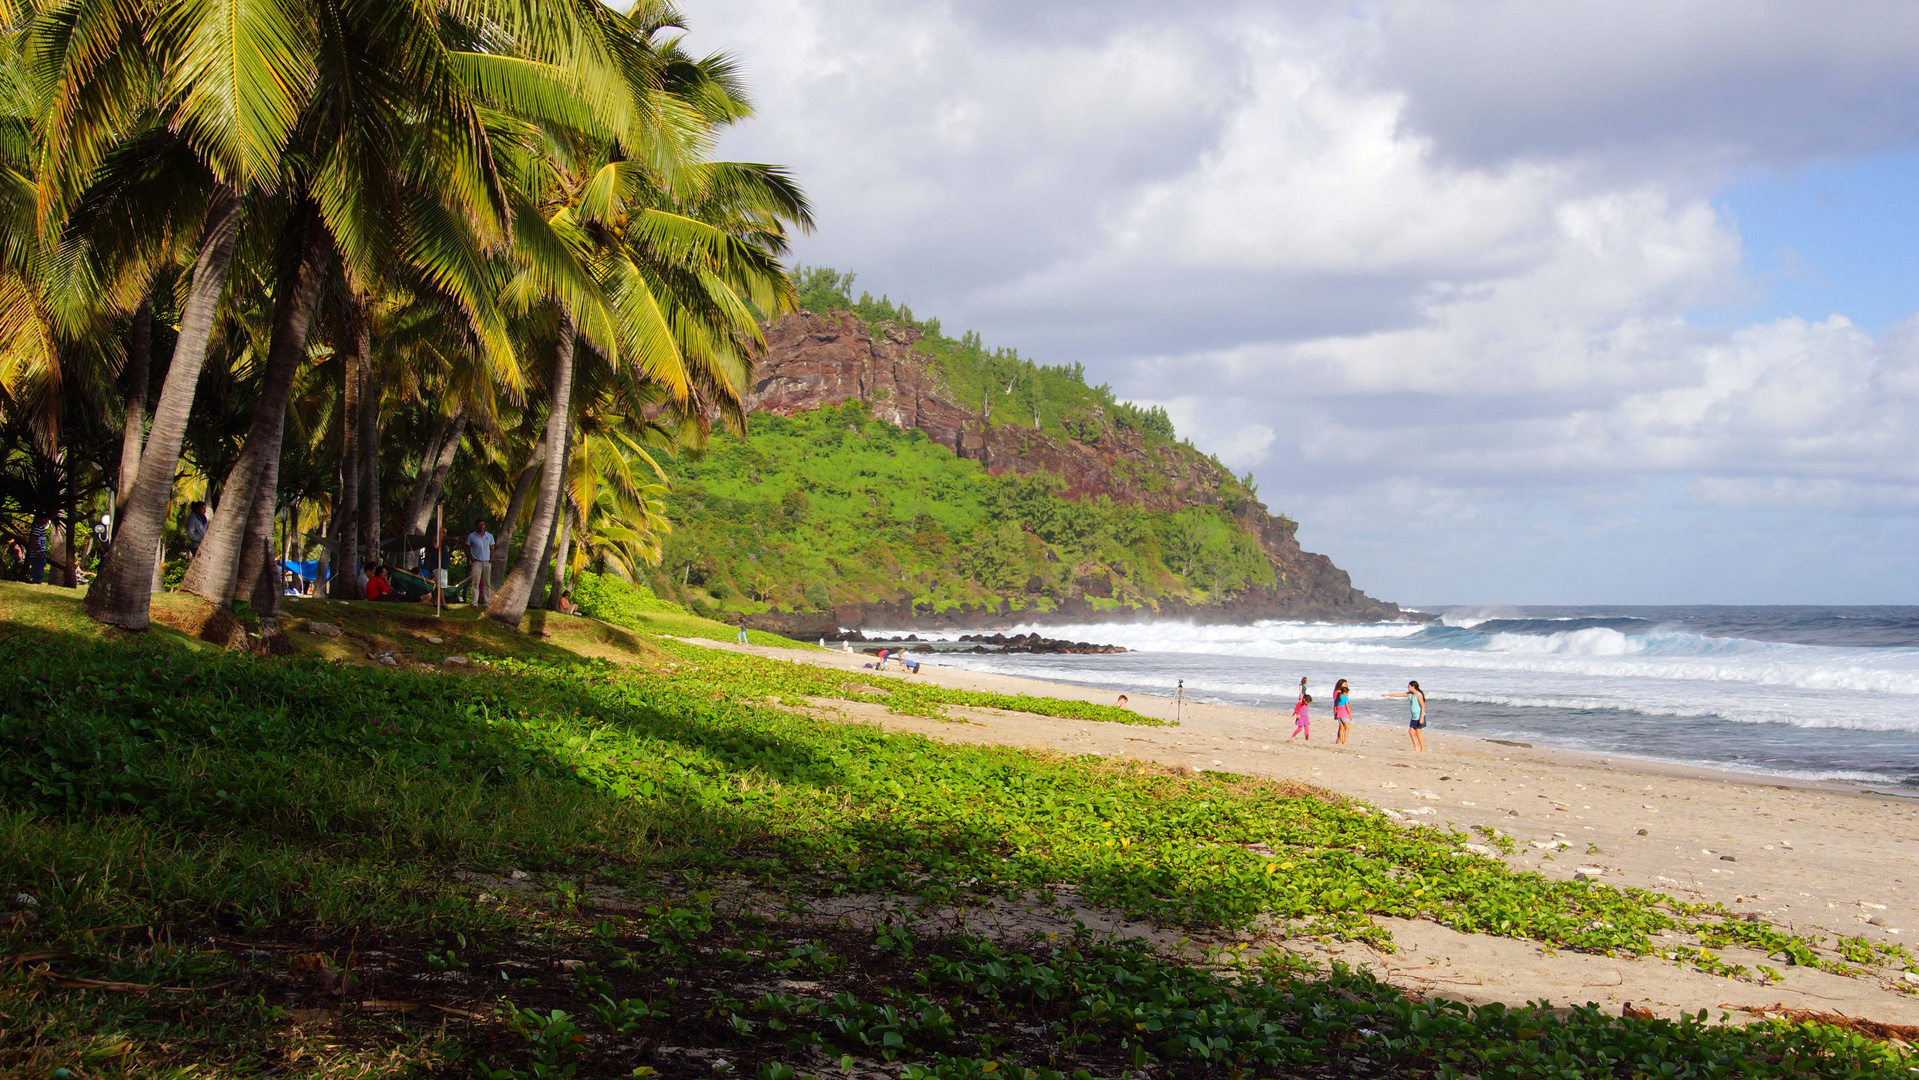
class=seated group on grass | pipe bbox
[362,563,433,603]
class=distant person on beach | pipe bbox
[1291,693,1312,739]
[1383,681,1427,751]
[1116,694,1129,709]
[1296,676,1308,710]
[1333,679,1352,744]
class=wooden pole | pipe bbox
[434,502,442,617]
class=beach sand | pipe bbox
[706,638,1919,1025]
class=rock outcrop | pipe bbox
[741,310,1409,629]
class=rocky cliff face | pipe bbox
[741,310,1408,628]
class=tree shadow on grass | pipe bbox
[0,606,1337,939]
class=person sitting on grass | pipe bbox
[555,589,578,615]
[365,565,405,602]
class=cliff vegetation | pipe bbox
[633,268,1401,631]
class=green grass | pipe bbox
[648,398,1274,617]
[0,585,1909,1078]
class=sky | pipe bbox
[684,0,1919,606]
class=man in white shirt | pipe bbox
[464,519,495,605]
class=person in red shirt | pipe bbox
[364,565,393,601]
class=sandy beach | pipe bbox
[705,638,1919,1026]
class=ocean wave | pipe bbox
[954,619,1919,697]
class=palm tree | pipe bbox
[483,25,812,626]
[5,0,811,630]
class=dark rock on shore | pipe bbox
[956,632,1126,654]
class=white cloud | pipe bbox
[688,0,1919,601]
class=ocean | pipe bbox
[897,606,1919,788]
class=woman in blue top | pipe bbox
[1383,680,1427,752]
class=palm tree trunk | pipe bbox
[404,408,467,538]
[531,511,560,609]
[328,296,365,596]
[488,311,576,626]
[114,297,152,513]
[182,211,331,604]
[401,411,450,540]
[85,194,243,630]
[361,357,381,563]
[236,434,284,614]
[490,445,543,594]
[241,458,282,617]
[62,445,77,587]
[545,500,573,609]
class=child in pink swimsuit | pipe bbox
[1290,693,1312,739]
[1333,679,1352,744]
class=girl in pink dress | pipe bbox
[1333,679,1352,744]
[1290,693,1312,739]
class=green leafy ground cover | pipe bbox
[647,401,1274,619]
[0,587,1910,1077]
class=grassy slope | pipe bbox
[649,402,1275,620]
[0,584,1908,1079]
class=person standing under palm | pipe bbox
[464,520,495,606]
[26,515,49,584]
[423,526,449,603]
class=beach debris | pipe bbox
[305,621,343,638]
[1636,828,1649,835]
[1462,843,1499,857]
[441,655,470,667]
[1575,866,1606,876]
[1720,855,1736,862]
[508,870,530,881]
[1622,1002,1655,1020]
[1401,807,1436,816]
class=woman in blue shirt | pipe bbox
[1382,680,1427,752]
